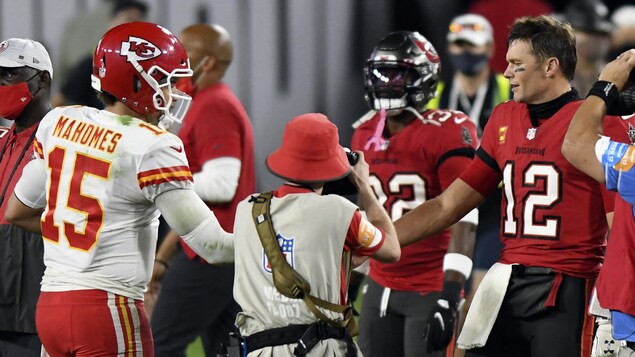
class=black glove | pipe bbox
[424,281,461,352]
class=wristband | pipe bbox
[155,258,170,269]
[443,253,472,280]
[588,80,620,110]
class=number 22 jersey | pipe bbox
[352,109,477,292]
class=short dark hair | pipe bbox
[507,15,577,81]
[97,91,118,107]
[112,0,148,18]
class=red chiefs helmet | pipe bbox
[91,22,193,129]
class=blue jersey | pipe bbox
[597,137,635,211]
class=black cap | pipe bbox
[112,0,148,18]
[562,0,612,35]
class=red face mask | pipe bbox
[176,77,196,97]
[0,82,34,120]
[175,56,209,97]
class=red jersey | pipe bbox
[461,100,614,278]
[352,109,477,292]
[597,114,635,315]
[178,83,255,231]
[0,124,37,223]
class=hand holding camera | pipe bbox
[322,148,363,196]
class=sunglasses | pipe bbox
[449,23,487,33]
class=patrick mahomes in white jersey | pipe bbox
[5,22,233,357]
[31,105,195,299]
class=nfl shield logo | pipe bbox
[526,127,537,140]
[263,233,295,273]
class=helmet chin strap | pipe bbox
[380,105,442,127]
[366,98,441,151]
[157,115,175,130]
[402,106,422,119]
[402,106,441,126]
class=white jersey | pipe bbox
[30,106,193,299]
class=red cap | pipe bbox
[266,113,351,184]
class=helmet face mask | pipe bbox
[365,63,425,110]
[364,31,440,111]
[143,63,193,128]
[91,22,193,129]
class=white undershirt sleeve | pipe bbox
[192,157,241,203]
[459,208,479,225]
[155,189,234,263]
[13,159,47,209]
[595,136,610,163]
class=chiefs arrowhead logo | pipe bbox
[120,36,161,63]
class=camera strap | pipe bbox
[251,192,358,335]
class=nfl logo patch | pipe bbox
[263,233,296,273]
[526,127,537,140]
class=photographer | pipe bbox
[229,113,400,356]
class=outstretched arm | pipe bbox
[563,49,635,182]
[395,178,484,247]
[349,151,400,262]
[155,189,234,264]
[561,95,608,182]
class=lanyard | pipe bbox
[448,76,489,129]
[0,127,38,207]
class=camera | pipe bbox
[345,148,359,166]
[322,148,359,196]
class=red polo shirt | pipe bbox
[0,123,38,223]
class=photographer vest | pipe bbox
[233,191,357,338]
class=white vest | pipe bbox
[233,191,357,339]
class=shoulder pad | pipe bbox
[419,109,469,126]
[352,110,377,129]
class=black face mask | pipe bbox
[449,52,488,76]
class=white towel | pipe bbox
[379,287,391,318]
[457,262,513,349]
[588,286,611,318]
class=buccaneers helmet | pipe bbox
[91,22,193,129]
[364,31,440,111]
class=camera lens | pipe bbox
[347,151,359,165]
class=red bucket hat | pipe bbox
[266,113,351,184]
